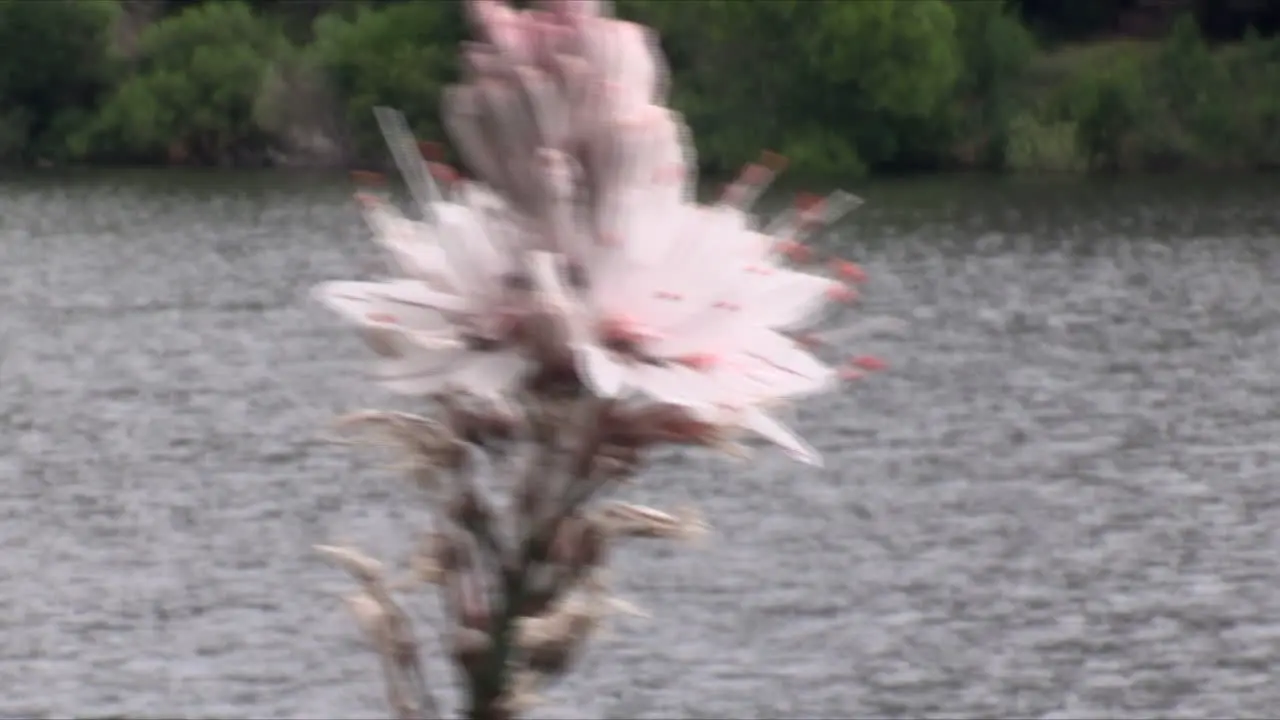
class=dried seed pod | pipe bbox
[315,544,385,584]
[499,671,543,715]
[343,591,389,643]
[548,514,608,570]
[517,603,586,677]
[408,534,445,585]
[590,502,709,541]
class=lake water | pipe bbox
[3,170,1280,719]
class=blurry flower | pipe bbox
[314,0,882,467]
[315,165,545,398]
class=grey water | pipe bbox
[2,170,1280,719]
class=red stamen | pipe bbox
[838,366,865,381]
[831,259,868,283]
[825,283,858,303]
[366,312,398,325]
[850,355,887,372]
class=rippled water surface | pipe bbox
[3,170,1280,719]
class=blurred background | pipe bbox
[2,0,1279,178]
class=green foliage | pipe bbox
[2,0,1280,174]
[1005,112,1085,172]
[1050,54,1147,170]
[1223,30,1280,168]
[619,0,962,176]
[84,1,289,164]
[308,1,464,161]
[0,0,120,162]
[951,1,1039,167]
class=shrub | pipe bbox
[309,2,464,164]
[1005,112,1085,172]
[1050,54,1148,171]
[84,1,289,164]
[0,0,120,162]
[951,1,1038,168]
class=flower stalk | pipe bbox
[309,1,888,717]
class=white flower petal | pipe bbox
[738,407,822,466]
[738,331,838,399]
[577,344,627,397]
[628,364,713,409]
[313,280,470,330]
[369,343,468,396]
[742,269,837,330]
[368,217,453,282]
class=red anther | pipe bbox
[417,141,445,162]
[365,312,398,325]
[760,150,788,173]
[350,170,386,186]
[838,366,865,381]
[850,355,887,372]
[675,352,718,371]
[831,259,868,283]
[778,240,812,262]
[354,192,382,208]
[825,283,858,302]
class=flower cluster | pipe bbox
[315,1,878,467]
[311,2,885,718]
